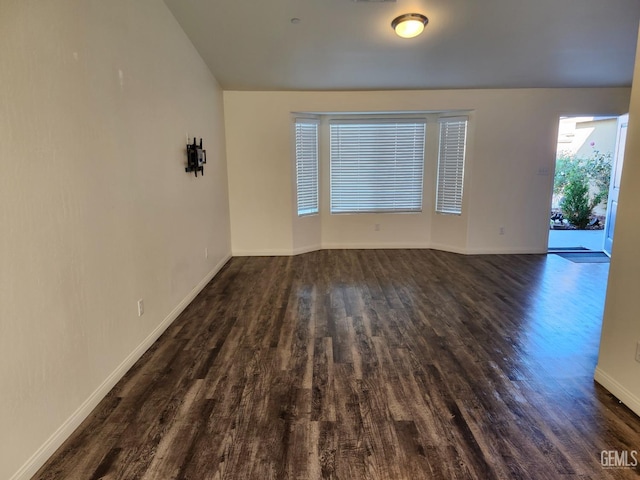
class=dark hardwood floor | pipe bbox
[33,250,640,479]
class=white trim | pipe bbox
[9,254,231,480]
[234,245,552,256]
[232,249,297,256]
[463,247,548,255]
[234,245,547,257]
[322,242,429,250]
[235,244,434,255]
[429,244,546,255]
[428,243,469,255]
[292,116,320,125]
[438,115,469,124]
[329,117,427,125]
[292,244,322,255]
[594,366,640,417]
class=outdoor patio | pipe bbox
[548,229,605,251]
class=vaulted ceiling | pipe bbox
[163,0,640,91]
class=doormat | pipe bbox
[555,252,610,263]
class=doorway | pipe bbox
[603,114,628,256]
[548,116,626,253]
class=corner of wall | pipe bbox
[594,366,640,418]
[9,256,230,480]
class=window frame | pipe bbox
[294,117,320,217]
[435,116,468,216]
[328,118,427,215]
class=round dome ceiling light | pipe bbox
[391,13,428,39]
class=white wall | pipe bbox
[595,31,640,417]
[0,1,231,479]
[224,89,630,256]
[224,95,294,255]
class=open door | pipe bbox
[603,114,628,256]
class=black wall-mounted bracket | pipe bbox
[185,137,206,177]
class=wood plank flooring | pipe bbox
[33,250,640,479]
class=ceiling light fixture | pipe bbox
[391,13,428,39]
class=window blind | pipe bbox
[295,119,319,216]
[329,120,426,214]
[436,117,468,215]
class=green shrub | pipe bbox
[560,176,594,229]
[554,150,612,229]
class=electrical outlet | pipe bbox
[137,299,144,317]
[635,341,640,363]
[499,226,505,235]
[205,247,208,259]
[374,224,381,231]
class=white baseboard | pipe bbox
[321,244,545,255]
[233,244,546,257]
[594,366,640,417]
[10,254,231,480]
[292,244,322,255]
[463,247,547,255]
[428,243,468,255]
[234,243,430,256]
[232,249,295,256]
[321,242,429,250]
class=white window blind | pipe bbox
[330,120,426,214]
[436,117,468,215]
[295,119,319,216]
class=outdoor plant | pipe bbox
[560,175,593,229]
[554,150,612,229]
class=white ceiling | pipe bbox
[163,0,640,91]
